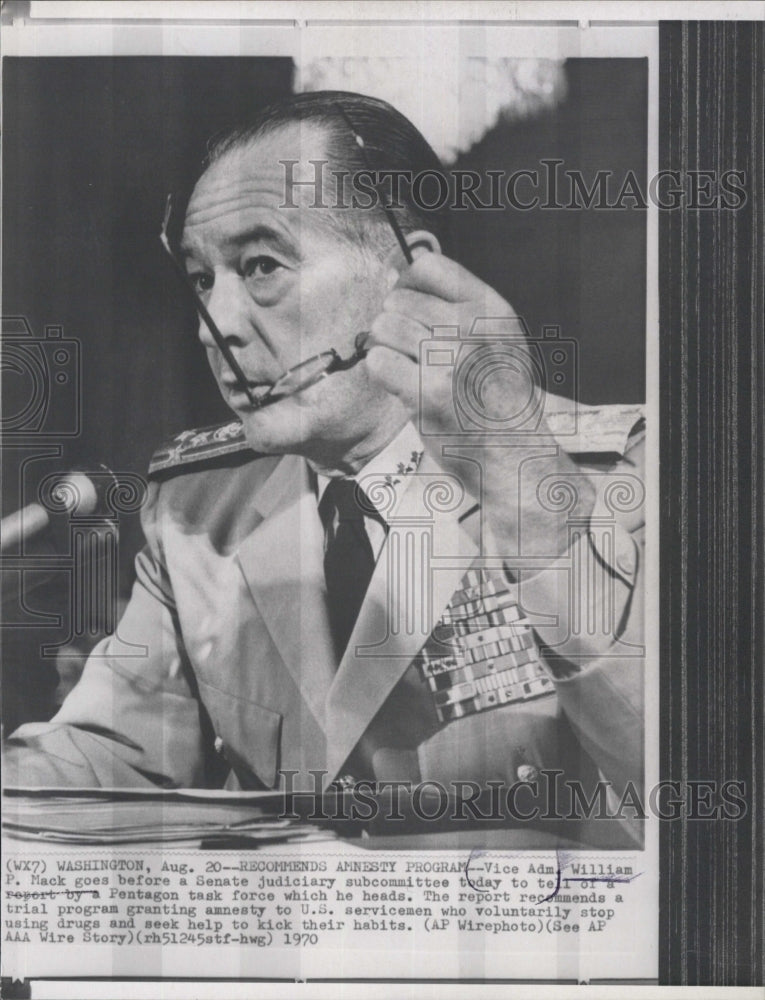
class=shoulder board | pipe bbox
[149,420,254,478]
[545,397,645,457]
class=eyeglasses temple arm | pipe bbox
[159,226,258,407]
[334,104,414,266]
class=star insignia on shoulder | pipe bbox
[148,420,254,478]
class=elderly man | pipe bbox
[5,92,644,845]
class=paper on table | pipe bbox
[2,791,336,846]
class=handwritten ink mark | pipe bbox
[465,848,643,903]
[6,888,100,901]
[464,848,486,891]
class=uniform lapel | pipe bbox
[235,454,336,732]
[324,452,480,785]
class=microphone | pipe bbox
[1,471,112,552]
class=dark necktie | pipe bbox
[319,479,382,663]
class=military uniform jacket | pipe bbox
[7,398,646,844]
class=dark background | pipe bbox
[2,56,647,727]
[659,21,763,986]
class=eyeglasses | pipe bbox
[159,105,414,410]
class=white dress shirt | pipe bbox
[315,422,424,560]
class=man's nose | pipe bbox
[197,271,251,350]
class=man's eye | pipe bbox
[188,271,213,295]
[242,256,282,279]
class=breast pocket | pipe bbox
[416,696,565,787]
[198,680,282,789]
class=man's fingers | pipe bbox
[396,251,494,303]
[367,311,427,363]
[364,343,419,408]
[382,287,457,330]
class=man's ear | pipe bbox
[406,229,442,259]
[382,229,442,276]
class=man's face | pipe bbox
[180,123,404,465]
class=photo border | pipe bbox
[0,2,762,994]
